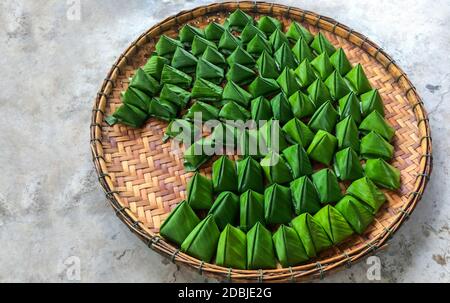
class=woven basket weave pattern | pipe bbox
[90,1,432,282]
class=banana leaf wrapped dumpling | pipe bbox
[347,177,386,213]
[338,92,362,124]
[238,128,265,159]
[334,147,364,181]
[329,48,352,76]
[109,103,148,128]
[282,118,314,148]
[208,191,240,230]
[248,76,280,97]
[308,101,339,133]
[274,43,297,70]
[273,225,309,267]
[218,30,241,55]
[276,67,301,97]
[313,205,354,244]
[159,83,191,109]
[345,64,372,95]
[240,189,265,232]
[222,80,253,108]
[121,87,152,112]
[291,213,332,258]
[295,58,317,89]
[184,101,220,121]
[335,116,360,153]
[360,131,394,160]
[247,34,272,57]
[286,22,314,44]
[160,201,200,245]
[237,156,264,194]
[251,96,273,122]
[264,183,293,225]
[181,215,220,262]
[129,68,160,97]
[179,24,204,45]
[282,144,313,179]
[183,137,214,171]
[204,21,225,42]
[160,64,192,89]
[155,35,183,58]
[247,222,277,269]
[310,32,336,56]
[269,29,289,51]
[163,119,200,144]
[190,78,223,102]
[292,38,315,64]
[335,195,374,234]
[195,58,224,84]
[360,89,385,117]
[202,46,227,68]
[290,176,321,216]
[228,9,253,31]
[186,172,213,210]
[212,156,238,192]
[258,119,289,153]
[359,111,395,141]
[148,97,178,121]
[325,70,351,101]
[227,46,255,67]
[191,35,217,57]
[307,78,332,108]
[256,50,280,79]
[219,101,251,122]
[258,16,282,35]
[143,55,169,81]
[216,224,247,269]
[365,158,401,190]
[226,63,256,85]
[307,130,337,165]
[261,151,293,184]
[311,52,334,81]
[270,92,294,125]
[312,168,342,204]
[288,91,316,119]
[241,22,266,43]
[171,47,198,73]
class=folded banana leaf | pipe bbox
[143,55,169,81]
[148,97,178,121]
[183,137,214,171]
[264,183,293,225]
[295,58,318,88]
[345,64,372,95]
[170,47,198,74]
[312,168,342,204]
[179,24,204,45]
[308,101,339,133]
[360,131,394,160]
[211,122,240,149]
[313,205,354,244]
[329,48,352,76]
[346,177,386,213]
[240,189,265,232]
[204,22,226,42]
[307,130,337,165]
[201,46,227,68]
[212,156,238,192]
[292,38,315,64]
[219,101,251,122]
[241,22,266,43]
[159,83,191,109]
[271,92,294,125]
[359,111,395,141]
[190,78,223,102]
[259,119,289,154]
[160,64,192,89]
[163,119,200,144]
[208,191,240,230]
[286,22,314,44]
[291,213,333,257]
[247,34,272,57]
[261,151,293,184]
[288,90,316,119]
[325,70,351,101]
[228,9,253,31]
[283,144,313,179]
[276,67,301,97]
[226,63,256,85]
[258,16,282,35]
[335,195,374,234]
[160,201,200,245]
[273,225,309,267]
[184,101,220,121]
[251,96,273,122]
[365,158,401,190]
[110,104,148,128]
[155,35,183,58]
[129,68,160,97]
[282,118,314,148]
[238,128,265,159]
[121,87,152,112]
[256,50,280,79]
[248,76,280,97]
[227,46,255,66]
[307,78,332,108]
[274,43,297,70]
[237,156,264,194]
[247,222,277,269]
[269,29,289,51]
[360,89,385,117]
[191,35,217,56]
[290,176,321,216]
[311,52,334,81]
[186,172,213,210]
[181,215,220,262]
[334,147,364,181]
[335,116,360,153]
[338,92,362,124]
[216,224,247,269]
[219,30,241,55]
[222,80,253,107]
[195,57,224,84]
[310,32,336,56]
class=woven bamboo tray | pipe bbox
[90,1,432,282]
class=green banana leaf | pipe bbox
[226,63,256,85]
[346,177,386,213]
[292,38,315,64]
[307,78,332,108]
[360,89,385,117]
[258,119,289,154]
[264,183,293,225]
[360,131,394,160]
[311,52,334,81]
[313,205,354,244]
[261,151,293,184]
[240,189,265,232]
[111,104,148,128]
[247,34,272,57]
[251,96,273,122]
[335,116,360,153]
[329,48,352,76]
[248,76,280,97]
[195,57,224,84]
[338,92,362,124]
[258,16,282,35]
[190,78,223,102]
[325,70,351,100]
[269,29,289,51]
[241,22,266,43]
[276,67,301,97]
[179,24,204,44]
[295,58,318,88]
[218,30,241,55]
[246,222,277,269]
[183,137,214,171]
[271,92,294,125]
[219,101,251,122]
[312,168,343,204]
[359,111,395,141]
[256,50,280,79]
[155,35,183,58]
[307,130,337,165]
[228,9,253,31]
[334,147,364,181]
[186,172,213,210]
[222,80,253,108]
[290,176,321,216]
[365,158,401,190]
[160,64,192,89]
[202,46,227,68]
[208,191,240,230]
[129,68,160,97]
[286,22,314,44]
[216,224,247,269]
[142,55,169,81]
[171,47,198,74]
[159,83,191,109]
[184,101,220,121]
[212,156,238,192]
[238,128,265,159]
[181,215,220,262]
[121,87,152,112]
[282,144,313,179]
[282,118,314,148]
[310,32,336,56]
[288,90,316,119]
[274,43,297,70]
[191,35,217,56]
[345,64,372,95]
[273,225,309,267]
[148,97,178,121]
[211,122,239,149]
[163,119,200,144]
[237,156,264,194]
[204,22,225,42]
[227,46,255,66]
[160,201,200,245]
[335,195,374,234]
[308,101,339,133]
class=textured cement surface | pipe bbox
[0,0,449,283]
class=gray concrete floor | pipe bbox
[0,0,449,283]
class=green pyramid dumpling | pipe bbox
[247,34,272,57]
[186,172,213,210]
[345,64,372,95]
[282,118,314,148]
[225,63,256,88]
[269,28,289,51]
[160,201,200,245]
[190,78,223,102]
[307,130,337,165]
[181,215,220,262]
[191,35,217,56]
[292,38,315,64]
[312,168,342,204]
[365,158,401,190]
[330,48,352,76]
[183,137,214,171]
[179,24,204,45]
[311,52,334,81]
[201,46,226,67]
[121,87,151,113]
[110,104,148,128]
[290,176,320,215]
[148,97,178,121]
[160,64,192,88]
[276,67,301,97]
[247,222,277,269]
[259,119,289,154]
[228,9,253,31]
[310,32,336,56]
[204,22,226,42]
[274,43,297,69]
[170,47,198,73]
[159,83,191,109]
[222,80,253,107]
[218,30,241,55]
[196,57,224,84]
[335,116,360,152]
[211,122,240,149]
[251,96,273,122]
[360,89,385,117]
[219,101,251,122]
[360,131,394,160]
[270,92,294,125]
[237,156,264,194]
[307,78,332,108]
[212,156,238,192]
[325,70,351,100]
[288,91,316,119]
[334,147,364,181]
[155,35,183,58]
[216,224,247,269]
[248,76,280,97]
[273,225,309,267]
[129,68,160,97]
[241,22,266,43]
[184,100,220,121]
[282,144,313,179]
[308,101,339,133]
[338,92,362,124]
[258,16,282,35]
[294,58,317,89]
[286,22,314,44]
[314,205,353,244]
[143,55,169,81]
[240,189,265,232]
[290,213,332,257]
[359,110,395,141]
[347,177,386,213]
[256,50,280,79]
[163,119,200,144]
[227,46,255,66]
[335,195,374,234]
[208,191,240,230]
[238,128,265,159]
[261,151,293,184]
[264,183,292,225]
